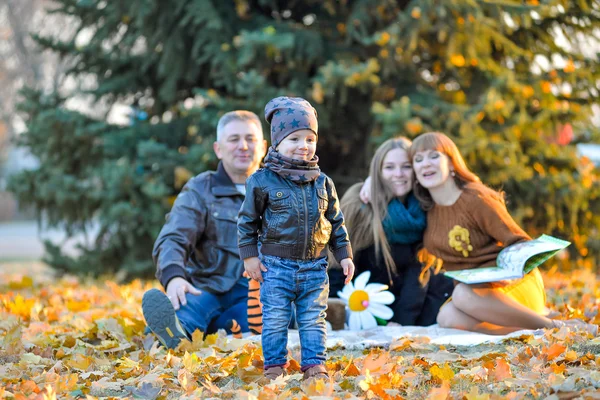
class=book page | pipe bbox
[443,235,570,284]
[444,266,522,284]
[496,235,570,273]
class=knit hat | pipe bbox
[264,96,318,148]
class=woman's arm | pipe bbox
[474,193,531,247]
[359,176,372,203]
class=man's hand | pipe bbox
[165,277,202,310]
[359,177,372,204]
[244,257,268,283]
[340,258,355,285]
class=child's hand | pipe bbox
[244,257,267,283]
[340,258,355,284]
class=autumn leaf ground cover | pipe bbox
[1,261,600,400]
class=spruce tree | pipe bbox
[10,0,600,278]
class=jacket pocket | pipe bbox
[269,189,291,212]
[211,205,239,254]
[265,212,281,240]
[316,188,328,211]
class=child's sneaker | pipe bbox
[263,365,286,381]
[303,364,328,381]
[326,298,346,330]
[142,288,189,349]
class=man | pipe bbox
[142,110,267,348]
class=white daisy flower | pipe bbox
[337,271,395,330]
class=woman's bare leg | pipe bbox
[451,283,552,330]
[437,302,528,335]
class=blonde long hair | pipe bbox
[339,137,412,285]
[409,132,505,211]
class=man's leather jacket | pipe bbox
[237,168,352,262]
[153,162,244,294]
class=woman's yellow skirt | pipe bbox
[495,268,546,314]
[442,268,547,314]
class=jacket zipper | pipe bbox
[301,184,308,256]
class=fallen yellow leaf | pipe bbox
[430,363,455,382]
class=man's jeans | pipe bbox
[176,278,249,335]
[260,255,328,369]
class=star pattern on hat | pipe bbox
[286,108,295,115]
[290,119,300,128]
[284,101,293,106]
[279,121,286,131]
[300,110,309,116]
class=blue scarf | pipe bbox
[382,193,426,245]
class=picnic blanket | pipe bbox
[248,325,543,350]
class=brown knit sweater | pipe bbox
[423,185,530,271]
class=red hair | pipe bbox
[409,132,504,211]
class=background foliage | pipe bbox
[9,0,600,278]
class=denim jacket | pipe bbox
[237,168,352,262]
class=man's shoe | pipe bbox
[142,288,189,349]
[326,298,346,330]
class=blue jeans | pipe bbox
[260,255,328,369]
[176,278,249,335]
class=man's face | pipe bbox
[213,120,267,177]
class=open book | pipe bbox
[443,235,570,284]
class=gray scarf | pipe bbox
[263,147,320,183]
